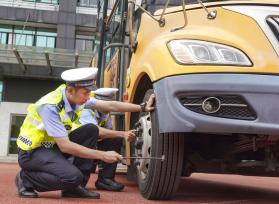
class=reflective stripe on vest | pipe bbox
[28,116,45,131]
[98,117,108,127]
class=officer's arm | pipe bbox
[93,94,155,113]
[38,105,122,163]
[53,137,122,162]
[99,127,136,142]
[54,137,104,159]
[94,100,140,113]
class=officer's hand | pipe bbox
[102,151,123,163]
[145,94,155,112]
[123,129,136,142]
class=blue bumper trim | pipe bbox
[153,73,279,134]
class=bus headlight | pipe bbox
[168,40,252,66]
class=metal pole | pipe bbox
[96,0,108,87]
[119,45,125,102]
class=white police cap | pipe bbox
[94,88,118,100]
[61,67,98,91]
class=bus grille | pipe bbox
[179,95,257,120]
[266,17,279,43]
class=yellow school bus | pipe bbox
[95,0,279,200]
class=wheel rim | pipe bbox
[135,113,152,180]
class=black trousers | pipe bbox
[18,124,99,192]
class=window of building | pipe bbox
[0,25,12,44]
[0,25,57,48]
[9,115,26,154]
[14,26,35,46]
[77,0,97,7]
[0,81,2,101]
[0,25,13,44]
[23,0,59,4]
[36,28,57,48]
[75,34,94,51]
[39,0,59,4]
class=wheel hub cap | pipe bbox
[135,113,152,179]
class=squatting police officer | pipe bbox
[15,67,155,199]
[79,88,135,191]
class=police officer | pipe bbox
[79,88,135,191]
[15,67,155,199]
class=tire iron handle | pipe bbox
[122,155,165,161]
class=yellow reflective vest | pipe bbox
[98,113,110,128]
[88,109,111,128]
[17,84,82,151]
[88,92,110,128]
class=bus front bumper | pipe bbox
[153,73,279,135]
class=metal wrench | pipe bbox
[121,155,165,161]
[98,155,165,169]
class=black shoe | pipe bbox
[61,185,100,199]
[95,178,125,192]
[15,172,38,198]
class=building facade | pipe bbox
[0,0,98,156]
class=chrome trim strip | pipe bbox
[266,17,279,40]
[183,103,203,106]
[184,103,247,107]
[220,104,247,107]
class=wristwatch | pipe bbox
[140,102,147,112]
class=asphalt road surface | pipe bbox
[1,163,279,203]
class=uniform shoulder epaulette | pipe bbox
[56,100,65,112]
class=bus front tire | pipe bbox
[136,90,185,200]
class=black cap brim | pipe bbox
[95,95,114,101]
[84,85,97,91]
[67,80,97,91]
